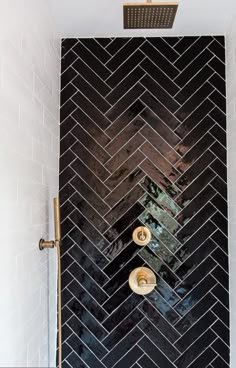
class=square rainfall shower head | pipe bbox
[123,2,178,29]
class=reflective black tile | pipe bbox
[139,211,181,252]
[66,351,89,368]
[113,345,143,368]
[174,37,213,71]
[102,327,143,368]
[104,185,145,225]
[72,58,111,96]
[67,317,107,358]
[175,311,216,353]
[209,57,225,79]
[102,282,132,314]
[139,318,179,360]
[72,74,111,113]
[139,336,176,368]
[80,38,111,63]
[69,208,109,251]
[69,227,108,268]
[174,329,217,368]
[106,50,145,88]
[209,106,226,130]
[176,203,216,243]
[145,290,180,324]
[141,91,180,129]
[139,300,180,343]
[71,117,110,158]
[140,159,180,199]
[176,186,216,225]
[211,320,229,346]
[72,91,111,129]
[186,347,216,368]
[212,338,229,363]
[67,334,106,368]
[70,191,109,233]
[174,292,217,334]
[212,302,229,327]
[211,211,228,236]
[62,38,78,57]
[105,117,145,156]
[211,229,228,254]
[103,203,144,242]
[106,100,145,139]
[70,176,109,216]
[140,117,180,162]
[175,82,214,122]
[175,49,214,88]
[175,256,217,298]
[148,37,179,62]
[140,74,180,113]
[103,255,144,295]
[176,168,215,208]
[103,219,141,260]
[106,38,145,72]
[211,284,229,309]
[141,41,179,79]
[103,241,141,278]
[68,299,107,340]
[68,262,108,304]
[174,275,216,316]
[175,238,217,280]
[141,142,181,182]
[175,66,214,104]
[71,159,110,199]
[102,294,143,332]
[73,42,111,80]
[175,99,214,138]
[175,133,215,173]
[68,245,109,285]
[176,151,215,191]
[102,308,144,350]
[141,57,180,95]
[106,83,145,122]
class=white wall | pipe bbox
[226,17,236,368]
[0,1,60,367]
[49,0,236,38]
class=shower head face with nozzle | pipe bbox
[123,2,178,29]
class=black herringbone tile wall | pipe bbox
[59,37,229,368]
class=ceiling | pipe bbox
[49,0,236,38]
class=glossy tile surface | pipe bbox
[60,37,228,368]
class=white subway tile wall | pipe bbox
[0,1,60,367]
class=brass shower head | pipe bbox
[123,1,178,29]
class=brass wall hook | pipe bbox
[129,267,157,295]
[132,226,151,246]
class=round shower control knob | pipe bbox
[128,267,157,295]
[132,226,151,246]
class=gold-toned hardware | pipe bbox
[54,197,61,242]
[38,197,62,368]
[129,267,157,295]
[39,239,54,250]
[123,1,178,29]
[132,226,151,246]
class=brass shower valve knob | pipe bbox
[129,267,157,295]
[132,226,151,246]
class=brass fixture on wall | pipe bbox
[123,0,179,29]
[129,267,157,295]
[39,197,62,368]
[132,226,151,246]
